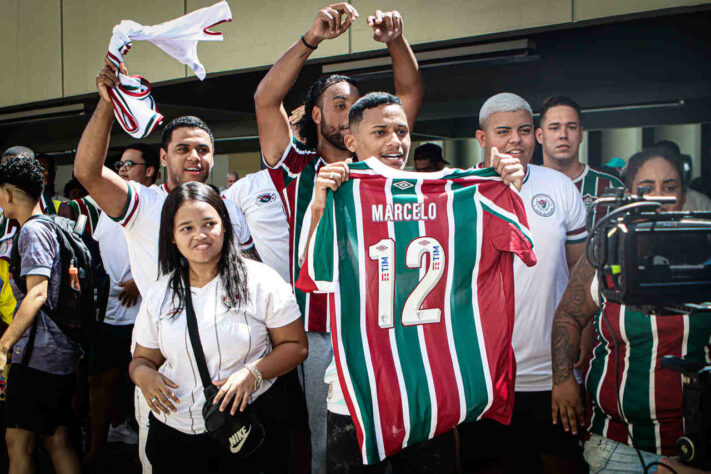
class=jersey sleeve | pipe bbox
[109,181,144,229]
[564,179,589,244]
[477,181,536,267]
[264,137,318,194]
[295,191,338,293]
[223,198,254,250]
[251,263,301,329]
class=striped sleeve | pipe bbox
[564,179,589,244]
[295,191,338,293]
[264,137,318,193]
[109,181,141,228]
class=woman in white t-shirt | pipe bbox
[129,182,307,473]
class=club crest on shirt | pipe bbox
[255,192,276,206]
[582,193,596,210]
[531,193,555,217]
[222,295,238,309]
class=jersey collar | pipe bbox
[572,164,590,184]
[364,157,454,180]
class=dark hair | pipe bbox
[0,157,45,200]
[36,153,56,174]
[125,143,160,173]
[296,74,359,149]
[539,96,582,126]
[160,116,215,151]
[652,140,681,157]
[348,92,402,130]
[414,143,444,162]
[2,145,35,161]
[624,147,686,192]
[63,178,87,198]
[158,182,248,311]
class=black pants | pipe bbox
[458,391,586,473]
[326,412,457,474]
[146,379,291,474]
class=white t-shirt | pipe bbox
[513,165,588,391]
[112,182,254,296]
[94,212,140,325]
[222,170,289,282]
[132,259,300,435]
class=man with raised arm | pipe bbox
[252,4,423,472]
[74,58,257,473]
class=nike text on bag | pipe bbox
[10,215,108,347]
[182,271,265,457]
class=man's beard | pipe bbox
[320,120,348,151]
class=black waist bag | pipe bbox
[183,271,265,457]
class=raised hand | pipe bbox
[367,10,403,43]
[305,3,359,46]
[96,56,127,103]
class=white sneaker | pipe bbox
[107,421,139,445]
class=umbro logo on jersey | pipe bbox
[531,193,556,217]
[229,425,252,453]
[256,192,277,206]
[419,240,430,246]
[376,245,388,252]
[393,181,414,190]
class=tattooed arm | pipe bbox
[551,255,599,435]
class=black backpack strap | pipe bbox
[20,319,38,366]
[182,271,213,390]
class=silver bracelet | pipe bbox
[245,363,263,392]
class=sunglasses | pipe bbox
[113,160,147,171]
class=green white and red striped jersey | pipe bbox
[572,165,624,226]
[296,158,536,464]
[586,276,711,455]
[266,138,333,332]
[66,196,101,237]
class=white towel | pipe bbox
[105,1,232,138]
[107,0,232,80]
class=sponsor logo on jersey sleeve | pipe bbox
[531,193,556,217]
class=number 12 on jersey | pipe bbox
[368,237,445,329]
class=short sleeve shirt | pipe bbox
[11,218,81,375]
[132,259,301,435]
[222,170,290,282]
[512,165,588,391]
[93,212,140,325]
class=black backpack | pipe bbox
[9,215,108,349]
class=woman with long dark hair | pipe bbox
[129,182,307,473]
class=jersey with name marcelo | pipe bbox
[572,165,624,226]
[296,158,536,464]
[110,181,253,296]
[266,137,332,332]
[586,275,711,456]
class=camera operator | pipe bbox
[551,147,711,473]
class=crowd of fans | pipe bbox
[0,3,709,474]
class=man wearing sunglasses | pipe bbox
[112,144,160,186]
